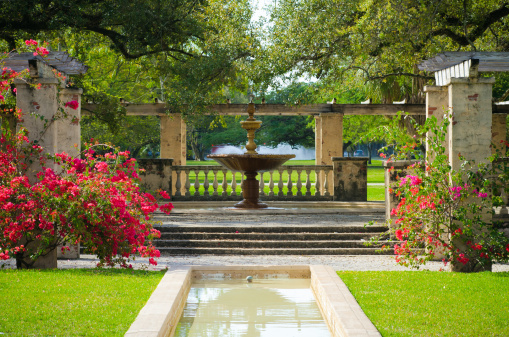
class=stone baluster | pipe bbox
[212,169,219,196]
[175,167,182,197]
[203,168,210,196]
[184,169,191,196]
[296,169,303,196]
[314,169,321,196]
[231,172,237,196]
[277,168,284,196]
[268,171,275,197]
[305,169,311,196]
[193,169,200,196]
[221,169,228,196]
[259,172,265,196]
[286,168,293,196]
[323,168,330,197]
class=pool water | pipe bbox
[174,278,331,337]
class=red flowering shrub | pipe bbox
[0,41,171,269]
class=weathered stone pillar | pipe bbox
[14,60,61,268]
[160,113,186,194]
[160,113,186,164]
[447,77,495,272]
[332,157,367,201]
[317,113,343,188]
[314,116,322,165]
[492,113,508,156]
[424,85,449,158]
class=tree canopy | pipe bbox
[257,0,509,102]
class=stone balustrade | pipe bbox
[137,158,369,202]
[171,164,333,201]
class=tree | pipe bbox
[257,0,509,102]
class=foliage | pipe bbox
[258,0,509,102]
[0,269,164,335]
[376,113,509,272]
[338,271,509,337]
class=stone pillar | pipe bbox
[14,60,61,268]
[424,85,449,159]
[56,87,82,260]
[447,78,495,171]
[447,77,495,272]
[384,160,419,228]
[314,116,322,165]
[317,113,343,188]
[492,114,508,156]
[160,113,186,164]
[332,157,367,201]
[160,113,186,194]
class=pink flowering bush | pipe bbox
[0,41,172,268]
[373,114,509,272]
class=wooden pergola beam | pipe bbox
[82,102,509,116]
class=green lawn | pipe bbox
[185,159,385,200]
[0,269,164,336]
[338,271,509,337]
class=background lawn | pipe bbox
[0,269,164,336]
[338,271,509,337]
[186,159,386,200]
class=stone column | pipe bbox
[317,113,343,188]
[14,60,61,269]
[56,87,83,260]
[447,77,495,272]
[492,114,508,156]
[160,113,186,194]
[447,78,495,170]
[332,157,367,201]
[314,116,322,165]
[424,85,449,159]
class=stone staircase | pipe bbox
[152,224,392,255]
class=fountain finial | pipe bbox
[241,103,262,154]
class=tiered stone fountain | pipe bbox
[208,103,295,208]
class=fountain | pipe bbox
[207,103,295,208]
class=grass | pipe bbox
[185,159,385,201]
[0,268,165,336]
[337,271,509,337]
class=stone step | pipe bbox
[154,225,389,234]
[158,232,387,241]
[153,239,389,249]
[156,247,393,255]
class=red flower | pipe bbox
[64,100,79,110]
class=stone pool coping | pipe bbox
[125,265,380,337]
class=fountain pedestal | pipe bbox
[207,103,295,209]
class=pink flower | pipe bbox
[64,100,79,110]
[159,190,171,199]
[457,253,469,265]
[149,257,157,266]
[395,229,403,241]
[25,39,38,46]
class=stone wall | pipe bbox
[332,157,367,201]
[137,158,174,197]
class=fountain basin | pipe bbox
[207,154,296,208]
[125,265,381,337]
[207,154,295,173]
